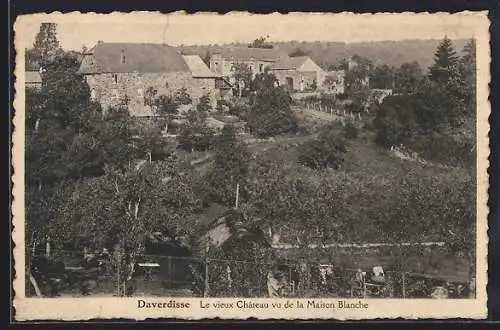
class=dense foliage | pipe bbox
[245,70,298,138]
[374,38,476,166]
[25,26,476,297]
[298,124,347,169]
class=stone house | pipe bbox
[77,42,221,117]
[268,56,327,92]
[209,47,287,84]
[25,71,42,91]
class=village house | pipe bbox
[268,56,327,92]
[25,70,42,91]
[209,47,287,84]
[77,42,222,117]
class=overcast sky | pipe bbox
[17,12,481,51]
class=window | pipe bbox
[90,88,97,101]
[165,81,169,88]
[113,74,118,84]
[111,89,119,99]
[137,88,144,98]
[259,64,263,72]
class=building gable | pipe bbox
[298,57,326,74]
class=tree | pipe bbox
[289,48,308,57]
[429,36,459,85]
[155,95,179,134]
[232,62,253,97]
[30,23,63,67]
[370,64,395,89]
[394,62,424,94]
[133,123,171,163]
[197,93,212,114]
[39,52,97,129]
[202,51,211,67]
[249,35,273,49]
[246,71,298,138]
[207,125,250,206]
[457,38,476,111]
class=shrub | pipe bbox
[174,88,192,105]
[228,98,251,118]
[319,93,337,108]
[155,95,179,118]
[197,94,212,113]
[298,127,347,169]
[342,121,358,139]
[177,124,215,152]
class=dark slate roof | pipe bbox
[213,47,286,62]
[269,56,309,70]
[78,42,190,74]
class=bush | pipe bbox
[228,98,251,118]
[197,94,212,113]
[177,124,215,152]
[298,127,347,169]
[342,121,359,139]
[319,93,337,108]
[174,88,192,105]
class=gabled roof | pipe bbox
[269,56,310,70]
[25,71,42,84]
[213,47,286,62]
[78,42,190,74]
[182,55,220,78]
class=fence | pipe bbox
[297,102,365,122]
[26,249,475,299]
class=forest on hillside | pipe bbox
[179,39,471,71]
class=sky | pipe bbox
[16,12,482,51]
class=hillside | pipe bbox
[178,39,471,71]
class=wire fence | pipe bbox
[26,249,475,299]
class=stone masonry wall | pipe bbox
[272,70,317,92]
[86,72,216,117]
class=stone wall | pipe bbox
[86,71,216,117]
[210,55,275,79]
[272,70,317,92]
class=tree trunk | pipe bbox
[29,272,43,297]
[35,118,41,132]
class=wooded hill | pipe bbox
[178,39,471,71]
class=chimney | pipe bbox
[97,40,103,44]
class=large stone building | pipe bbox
[268,56,327,92]
[209,48,332,93]
[78,42,221,117]
[209,47,287,84]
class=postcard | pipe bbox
[12,11,490,320]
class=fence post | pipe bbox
[363,277,367,298]
[402,272,406,299]
[114,247,121,297]
[203,244,209,298]
[167,256,172,288]
[45,236,51,258]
